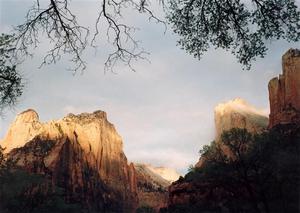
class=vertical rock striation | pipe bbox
[1,110,138,212]
[268,48,300,128]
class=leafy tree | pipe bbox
[175,126,300,213]
[167,0,300,69]
[9,0,300,71]
[0,34,23,113]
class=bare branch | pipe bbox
[10,0,165,73]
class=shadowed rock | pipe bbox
[1,109,138,212]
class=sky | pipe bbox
[0,0,299,174]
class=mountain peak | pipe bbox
[134,163,180,184]
[214,98,268,141]
[215,98,266,117]
[16,109,39,123]
[1,109,138,211]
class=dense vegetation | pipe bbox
[166,125,300,213]
[167,0,300,69]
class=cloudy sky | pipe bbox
[1,0,299,174]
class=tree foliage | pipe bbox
[174,126,300,213]
[167,0,300,69]
[0,34,23,113]
[10,0,300,72]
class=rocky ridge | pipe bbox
[1,109,138,212]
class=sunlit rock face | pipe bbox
[148,166,180,183]
[168,100,269,209]
[194,98,269,168]
[167,50,300,211]
[171,98,270,207]
[134,163,180,212]
[1,110,138,212]
[268,48,300,128]
[214,98,268,141]
[1,109,42,153]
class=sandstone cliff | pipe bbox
[195,98,268,167]
[134,163,180,212]
[1,109,138,212]
[268,48,300,128]
[167,49,300,212]
[171,98,269,209]
[147,166,180,183]
[214,98,268,141]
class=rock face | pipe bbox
[167,49,300,212]
[1,109,138,212]
[170,98,269,208]
[134,163,180,211]
[214,98,268,141]
[147,166,180,183]
[195,98,268,167]
[1,109,42,153]
[268,48,300,128]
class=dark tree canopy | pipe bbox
[167,0,300,69]
[0,34,23,113]
[180,126,300,213]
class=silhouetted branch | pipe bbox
[11,0,165,72]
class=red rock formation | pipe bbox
[167,49,300,211]
[268,48,300,128]
[195,98,268,168]
[168,98,269,209]
[214,98,268,141]
[134,163,180,212]
[1,110,138,212]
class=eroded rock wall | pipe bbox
[268,48,300,128]
[1,110,138,212]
